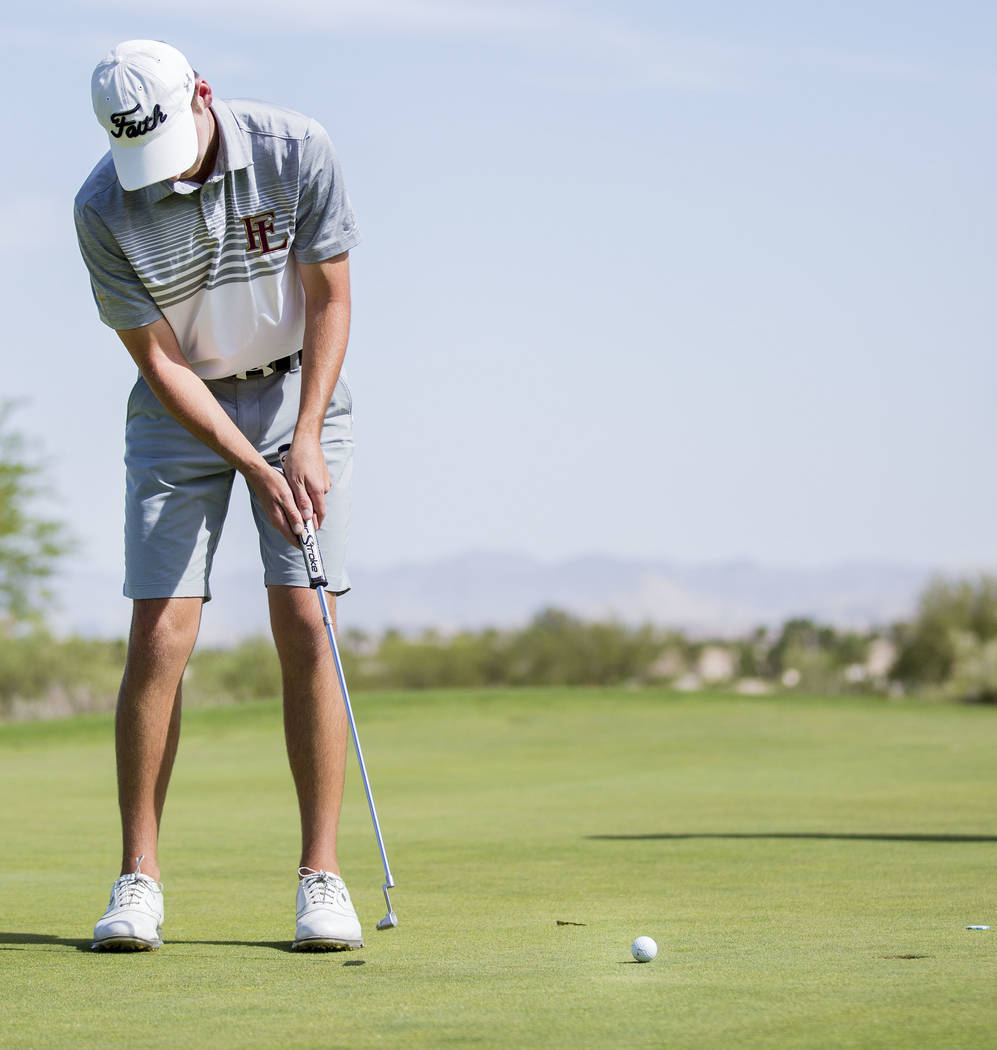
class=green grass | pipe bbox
[1,688,995,1049]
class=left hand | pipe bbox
[280,438,332,531]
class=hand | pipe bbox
[245,461,304,547]
[280,438,332,530]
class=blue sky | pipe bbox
[2,1,995,595]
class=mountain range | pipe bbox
[60,552,952,645]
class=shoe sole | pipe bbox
[291,937,364,952]
[92,937,162,952]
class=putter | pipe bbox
[278,445,398,930]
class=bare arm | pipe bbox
[116,318,305,545]
[280,252,352,529]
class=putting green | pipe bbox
[1,688,994,1049]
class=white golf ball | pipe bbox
[631,936,657,963]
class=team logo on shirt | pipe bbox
[242,211,289,255]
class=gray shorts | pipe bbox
[123,365,353,600]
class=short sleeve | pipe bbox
[292,120,362,263]
[73,200,163,331]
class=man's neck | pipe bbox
[189,108,219,184]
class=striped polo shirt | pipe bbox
[74,98,360,379]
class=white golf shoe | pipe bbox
[292,867,364,951]
[92,856,164,951]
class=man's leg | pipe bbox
[116,597,202,880]
[268,585,348,873]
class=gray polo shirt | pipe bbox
[74,98,360,379]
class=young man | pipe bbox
[75,39,363,951]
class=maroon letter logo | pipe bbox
[242,211,289,255]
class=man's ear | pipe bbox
[192,78,213,112]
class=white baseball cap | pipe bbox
[91,40,198,191]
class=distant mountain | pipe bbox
[343,554,934,636]
[58,553,945,645]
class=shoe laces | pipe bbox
[298,867,347,907]
[113,855,162,908]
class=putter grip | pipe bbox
[299,519,328,588]
[277,444,328,589]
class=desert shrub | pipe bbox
[891,575,997,698]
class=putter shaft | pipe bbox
[277,445,397,928]
[316,584,398,928]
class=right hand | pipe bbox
[246,460,305,548]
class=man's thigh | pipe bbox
[122,367,354,600]
[123,377,236,600]
[247,369,354,596]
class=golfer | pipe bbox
[75,39,363,951]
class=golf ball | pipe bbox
[631,936,657,963]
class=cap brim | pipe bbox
[108,108,199,191]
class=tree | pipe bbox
[942,632,997,704]
[891,575,997,697]
[0,404,73,629]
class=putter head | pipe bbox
[376,884,398,929]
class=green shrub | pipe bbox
[891,575,997,697]
[185,637,283,703]
[0,634,125,717]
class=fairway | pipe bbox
[1,688,994,1049]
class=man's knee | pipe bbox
[127,597,202,669]
[269,586,336,657]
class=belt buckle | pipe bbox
[233,362,275,381]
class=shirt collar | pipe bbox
[142,99,253,203]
